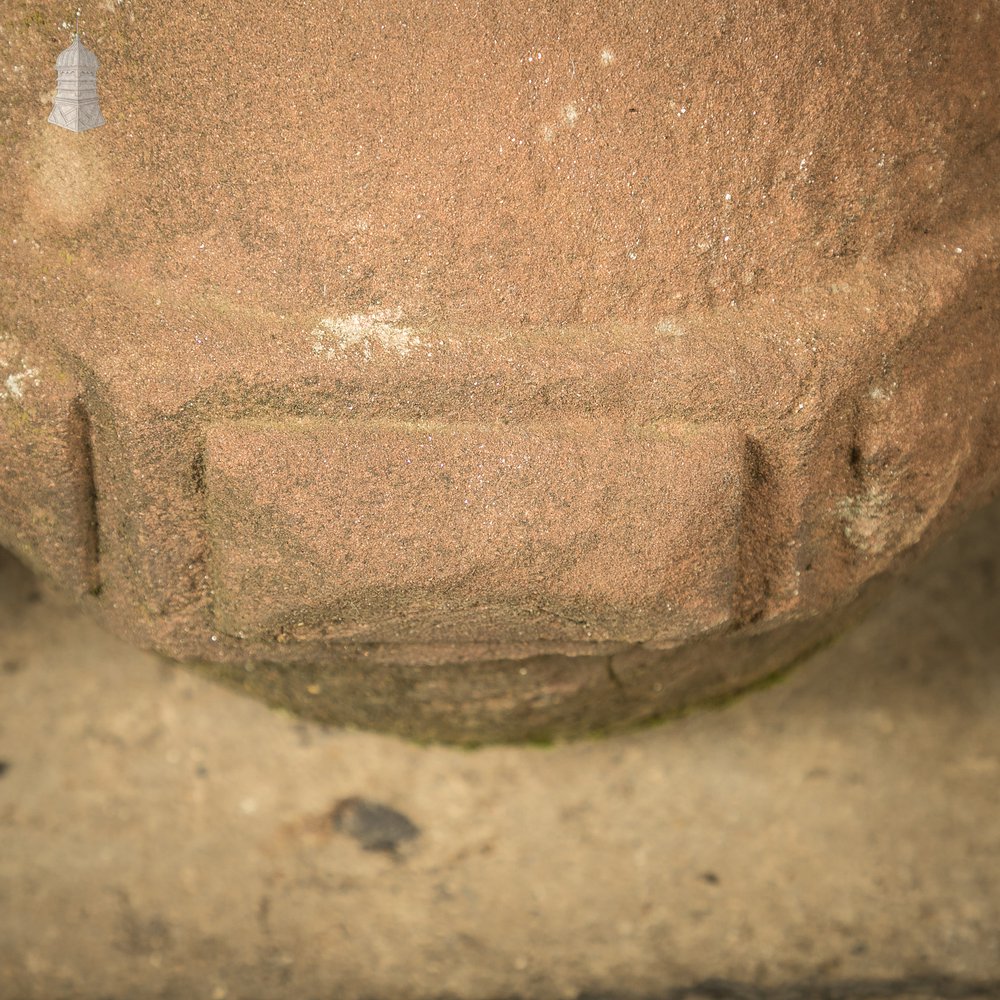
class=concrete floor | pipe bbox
[1,500,999,1000]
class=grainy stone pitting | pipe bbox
[0,0,998,740]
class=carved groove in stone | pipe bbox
[71,402,102,596]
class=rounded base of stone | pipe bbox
[185,580,887,744]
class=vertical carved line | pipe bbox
[72,401,102,597]
[734,436,779,626]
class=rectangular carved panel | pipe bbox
[205,419,744,645]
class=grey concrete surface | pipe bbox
[1,499,999,1000]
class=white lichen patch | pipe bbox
[5,369,39,399]
[837,485,891,555]
[542,101,589,142]
[310,308,421,362]
[655,318,686,337]
[0,352,41,401]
